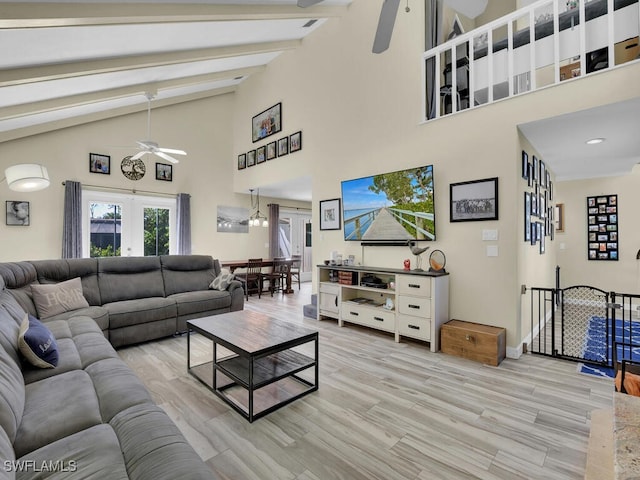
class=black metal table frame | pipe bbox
[187,321,318,422]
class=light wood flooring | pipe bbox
[118,284,614,480]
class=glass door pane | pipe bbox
[144,207,170,256]
[89,202,122,257]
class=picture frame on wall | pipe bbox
[6,201,29,226]
[155,163,172,181]
[532,156,539,183]
[290,131,302,153]
[251,102,282,143]
[524,192,531,241]
[521,150,529,179]
[586,194,618,261]
[256,146,266,164]
[247,150,256,167]
[319,198,341,231]
[238,153,246,170]
[266,141,277,160]
[89,153,110,174]
[450,177,499,222]
[277,137,289,157]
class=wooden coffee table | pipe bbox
[187,311,318,422]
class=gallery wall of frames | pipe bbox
[237,103,303,170]
[586,194,618,261]
[522,150,554,255]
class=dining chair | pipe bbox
[263,257,289,296]
[235,258,263,299]
[290,254,302,290]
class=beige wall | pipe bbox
[232,0,640,352]
[1,0,639,353]
[0,94,309,262]
[555,172,640,293]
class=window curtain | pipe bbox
[425,0,442,120]
[268,203,280,258]
[176,193,191,255]
[62,180,82,258]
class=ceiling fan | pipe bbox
[298,0,402,54]
[130,92,187,164]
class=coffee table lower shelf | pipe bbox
[188,338,318,422]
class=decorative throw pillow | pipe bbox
[209,269,235,291]
[18,313,59,368]
[30,277,89,319]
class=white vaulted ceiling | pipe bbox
[0,0,352,142]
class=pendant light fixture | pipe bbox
[249,188,268,228]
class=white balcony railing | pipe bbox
[423,0,640,120]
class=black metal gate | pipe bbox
[529,286,639,368]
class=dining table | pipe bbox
[221,258,295,294]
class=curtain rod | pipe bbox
[61,181,178,198]
[268,203,311,211]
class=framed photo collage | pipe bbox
[522,150,554,255]
[587,194,618,261]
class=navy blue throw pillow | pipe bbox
[18,313,59,368]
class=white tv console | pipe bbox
[317,265,449,352]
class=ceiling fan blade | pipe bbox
[157,147,186,156]
[136,140,151,149]
[131,151,148,160]
[372,0,400,54]
[297,0,324,7]
[155,151,180,164]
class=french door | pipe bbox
[83,190,176,258]
[279,209,312,282]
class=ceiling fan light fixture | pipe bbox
[586,137,605,145]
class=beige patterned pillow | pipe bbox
[30,277,90,319]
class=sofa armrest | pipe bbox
[228,280,244,311]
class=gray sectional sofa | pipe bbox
[0,254,243,479]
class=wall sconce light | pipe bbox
[249,188,268,228]
[3,164,50,192]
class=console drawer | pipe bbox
[397,296,431,318]
[397,314,431,341]
[341,305,395,333]
[397,275,431,297]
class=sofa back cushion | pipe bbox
[0,295,26,444]
[31,259,101,306]
[160,255,217,296]
[0,262,38,315]
[98,257,165,304]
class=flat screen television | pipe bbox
[341,164,435,242]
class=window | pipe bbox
[83,190,176,258]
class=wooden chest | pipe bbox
[440,320,506,366]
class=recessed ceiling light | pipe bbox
[586,138,605,145]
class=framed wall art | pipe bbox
[247,150,256,167]
[587,194,618,260]
[266,141,277,160]
[277,137,289,157]
[319,198,341,231]
[155,163,172,181]
[89,153,110,174]
[251,102,282,143]
[238,153,246,170]
[6,201,29,226]
[256,146,266,164]
[524,192,531,241]
[450,177,498,222]
[290,131,302,153]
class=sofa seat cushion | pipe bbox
[43,306,109,332]
[17,424,129,480]
[104,298,177,329]
[110,403,215,480]
[0,427,14,480]
[0,353,24,445]
[14,370,102,457]
[85,358,153,423]
[168,290,231,317]
[21,337,81,385]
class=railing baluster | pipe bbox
[607,0,615,70]
[530,8,536,91]
[553,0,560,84]
[488,29,494,103]
[579,0,586,77]
[469,38,475,109]
[508,20,514,96]
[451,45,457,114]
[435,53,441,119]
